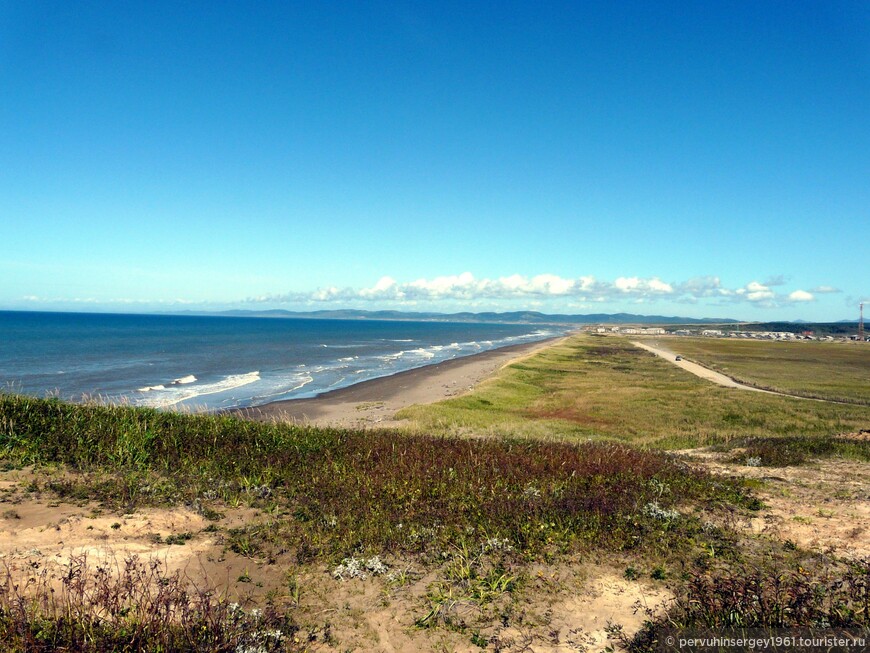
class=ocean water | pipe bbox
[0,311,568,411]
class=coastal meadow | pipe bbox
[397,335,870,448]
[0,393,754,559]
[0,392,766,650]
[2,328,869,651]
[653,337,870,405]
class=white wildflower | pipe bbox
[332,557,366,580]
[523,484,541,500]
[365,555,388,575]
[483,537,513,552]
[643,501,680,521]
[332,555,390,580]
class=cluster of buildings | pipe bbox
[726,331,864,342]
[585,325,865,342]
[590,326,667,335]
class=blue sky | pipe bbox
[1,1,867,321]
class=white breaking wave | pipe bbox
[138,384,166,392]
[409,348,435,359]
[134,328,564,410]
[242,371,314,404]
[136,371,261,408]
[290,375,313,391]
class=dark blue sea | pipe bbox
[0,311,567,411]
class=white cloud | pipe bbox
[676,276,731,298]
[648,278,674,293]
[285,273,678,303]
[528,274,575,295]
[614,277,673,294]
[243,271,840,311]
[811,285,840,294]
[788,290,814,302]
[736,281,775,302]
[614,277,640,291]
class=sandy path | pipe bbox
[235,337,565,428]
[631,340,780,394]
[632,340,865,406]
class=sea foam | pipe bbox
[136,371,261,408]
[137,384,166,392]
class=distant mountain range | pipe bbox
[197,309,739,325]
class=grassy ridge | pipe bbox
[0,393,753,561]
[654,337,870,404]
[398,336,870,447]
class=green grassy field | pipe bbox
[397,335,870,448]
[645,337,870,404]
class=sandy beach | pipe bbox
[234,336,564,428]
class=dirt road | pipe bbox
[631,340,779,394]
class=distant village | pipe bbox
[586,325,868,342]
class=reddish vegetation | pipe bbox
[525,406,615,427]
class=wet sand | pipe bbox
[233,336,565,428]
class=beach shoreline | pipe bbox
[232,336,565,428]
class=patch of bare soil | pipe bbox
[678,450,870,558]
[488,567,670,653]
[839,429,870,442]
[293,563,670,653]
[0,468,670,652]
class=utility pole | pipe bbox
[860,302,865,342]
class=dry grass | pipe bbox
[645,337,870,404]
[0,553,305,652]
[397,335,870,448]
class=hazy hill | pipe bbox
[203,309,738,325]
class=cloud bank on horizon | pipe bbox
[16,270,862,320]
[247,272,835,310]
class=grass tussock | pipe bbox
[0,554,305,652]
[715,435,870,467]
[618,555,870,651]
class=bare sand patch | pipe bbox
[0,472,670,652]
[678,449,870,559]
